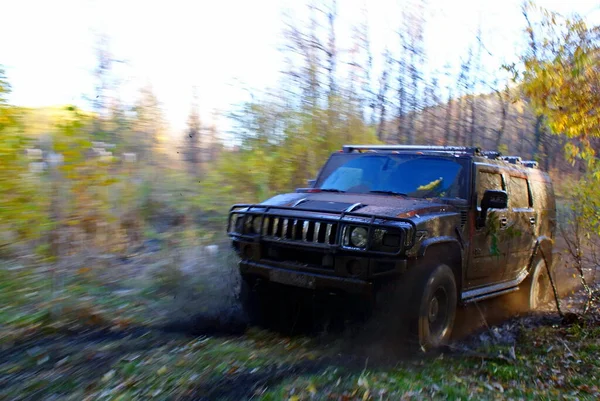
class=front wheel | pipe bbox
[406,263,457,351]
[239,278,274,327]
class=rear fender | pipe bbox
[528,236,554,273]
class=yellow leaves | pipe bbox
[156,366,168,375]
[288,396,300,401]
[417,178,442,192]
[307,383,317,395]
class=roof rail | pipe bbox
[342,144,481,154]
[500,156,522,165]
[522,160,539,168]
[480,150,502,159]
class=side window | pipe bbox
[509,176,531,208]
[477,171,504,207]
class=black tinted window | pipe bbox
[316,154,468,199]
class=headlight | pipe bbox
[233,215,244,233]
[350,227,368,248]
[242,215,262,234]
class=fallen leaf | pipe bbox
[102,370,115,382]
[308,383,317,395]
[288,396,300,401]
[508,346,517,360]
[362,389,370,401]
[37,355,50,365]
[157,366,168,375]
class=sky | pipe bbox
[1,0,599,136]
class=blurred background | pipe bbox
[2,0,600,399]
[1,0,600,362]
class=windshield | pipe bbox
[315,153,469,199]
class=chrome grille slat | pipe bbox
[303,221,309,241]
[282,219,288,239]
[314,222,321,243]
[291,219,297,240]
[262,215,338,245]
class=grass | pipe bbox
[2,310,600,400]
[1,211,599,400]
[260,317,600,400]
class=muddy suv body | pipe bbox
[227,145,556,349]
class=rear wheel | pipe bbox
[527,258,552,310]
[406,263,457,351]
[506,257,553,314]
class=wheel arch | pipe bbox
[417,237,463,293]
[528,235,554,274]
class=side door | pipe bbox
[504,175,536,281]
[467,167,511,288]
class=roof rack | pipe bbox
[342,145,482,155]
[341,145,541,167]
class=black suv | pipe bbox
[227,145,556,350]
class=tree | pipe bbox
[184,88,202,175]
[516,3,600,309]
[518,4,600,162]
[0,66,15,131]
[132,84,165,163]
[405,2,426,144]
[493,82,510,151]
[395,28,408,143]
[0,68,46,251]
[376,49,393,141]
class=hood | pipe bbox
[260,192,456,219]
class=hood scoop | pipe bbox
[292,199,366,213]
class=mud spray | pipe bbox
[158,246,584,365]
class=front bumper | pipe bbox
[240,260,374,295]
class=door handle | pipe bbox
[500,217,508,227]
[530,217,536,225]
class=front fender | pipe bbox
[418,236,463,258]
[416,237,464,293]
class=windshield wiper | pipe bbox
[369,190,407,197]
[319,188,346,193]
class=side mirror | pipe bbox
[477,189,508,228]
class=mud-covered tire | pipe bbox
[515,257,553,312]
[405,263,457,351]
[239,278,274,327]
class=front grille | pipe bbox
[263,216,338,245]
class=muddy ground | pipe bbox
[1,240,598,400]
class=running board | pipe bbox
[462,286,519,304]
[461,270,528,304]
